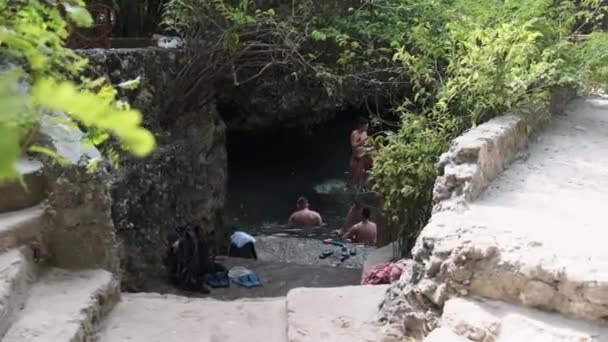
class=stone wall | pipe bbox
[81,48,227,290]
[216,69,340,131]
[40,112,120,274]
[432,115,528,212]
[379,87,579,340]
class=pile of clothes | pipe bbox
[361,259,417,285]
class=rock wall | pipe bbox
[81,48,227,290]
[379,87,579,340]
[432,115,528,212]
[78,47,348,289]
[40,112,120,274]
[216,69,340,131]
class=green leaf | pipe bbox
[64,5,94,28]
[28,145,68,166]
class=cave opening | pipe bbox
[224,110,368,236]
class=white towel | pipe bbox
[230,231,256,248]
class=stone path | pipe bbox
[97,294,288,342]
[419,97,608,320]
[387,96,608,341]
[95,285,388,342]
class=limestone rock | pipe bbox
[3,268,120,342]
[434,297,608,342]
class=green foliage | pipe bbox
[578,31,608,87]
[0,0,156,181]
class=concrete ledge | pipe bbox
[97,293,287,342]
[433,115,528,212]
[0,206,46,254]
[433,86,577,213]
[3,268,120,342]
[427,297,608,341]
[286,285,388,342]
[0,247,38,338]
[0,158,47,214]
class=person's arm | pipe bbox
[350,131,364,148]
[343,225,358,240]
[288,213,295,225]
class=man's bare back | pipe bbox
[289,209,322,227]
[288,197,323,227]
[343,207,377,245]
[345,220,377,245]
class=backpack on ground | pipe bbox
[165,224,219,292]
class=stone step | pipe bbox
[424,297,608,342]
[96,293,287,342]
[416,204,608,321]
[2,268,120,342]
[0,206,46,253]
[286,285,389,342]
[0,247,38,338]
[0,158,46,214]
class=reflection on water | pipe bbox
[226,115,360,237]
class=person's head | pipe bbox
[361,207,371,220]
[296,196,309,210]
[358,117,369,132]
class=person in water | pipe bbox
[288,197,323,227]
[349,117,373,188]
[343,207,377,245]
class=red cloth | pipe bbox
[361,259,414,285]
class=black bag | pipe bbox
[165,224,214,292]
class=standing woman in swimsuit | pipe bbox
[349,117,370,188]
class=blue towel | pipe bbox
[203,272,230,288]
[232,272,262,288]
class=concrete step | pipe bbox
[0,159,46,214]
[286,285,389,342]
[0,247,38,338]
[424,297,608,342]
[417,204,608,321]
[0,206,46,253]
[2,268,120,342]
[96,293,287,342]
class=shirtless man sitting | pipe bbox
[336,198,362,236]
[343,207,377,245]
[288,197,323,227]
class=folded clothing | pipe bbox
[361,259,416,285]
[230,231,256,248]
[203,272,230,288]
[232,273,262,288]
[228,266,262,288]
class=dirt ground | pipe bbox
[136,257,363,300]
